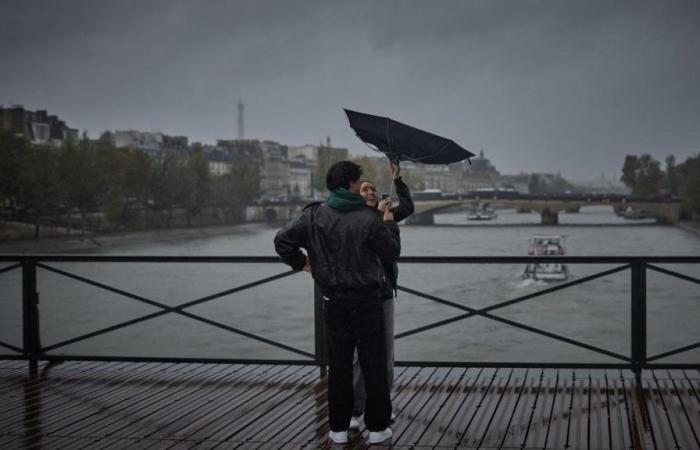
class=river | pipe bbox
[1,205,699,365]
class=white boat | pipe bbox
[623,206,644,219]
[523,235,569,281]
[467,206,497,221]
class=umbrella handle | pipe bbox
[388,159,399,201]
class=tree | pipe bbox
[620,155,640,190]
[57,132,104,233]
[677,155,700,217]
[528,174,544,194]
[312,145,346,194]
[0,130,27,203]
[150,152,183,227]
[211,162,260,221]
[664,155,680,196]
[620,154,663,197]
[16,144,62,238]
[181,150,210,227]
[97,137,152,228]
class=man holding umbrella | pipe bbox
[274,160,398,444]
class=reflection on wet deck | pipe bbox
[1,361,699,449]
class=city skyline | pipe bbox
[2,0,699,179]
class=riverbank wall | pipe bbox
[0,222,276,254]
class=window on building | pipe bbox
[32,123,50,142]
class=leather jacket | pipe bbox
[274,202,400,301]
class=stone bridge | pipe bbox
[245,195,682,226]
[409,195,682,225]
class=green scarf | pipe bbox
[327,187,366,212]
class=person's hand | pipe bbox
[378,198,392,213]
[383,209,394,222]
[303,256,311,273]
[390,161,400,179]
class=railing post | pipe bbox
[313,283,327,378]
[22,259,41,375]
[631,262,647,382]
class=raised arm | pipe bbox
[391,176,414,223]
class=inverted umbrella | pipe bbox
[344,109,474,165]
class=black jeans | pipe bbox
[325,297,391,432]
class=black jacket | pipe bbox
[381,177,414,298]
[274,202,401,301]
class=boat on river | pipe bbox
[523,235,569,281]
[467,205,497,221]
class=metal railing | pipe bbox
[1,255,699,377]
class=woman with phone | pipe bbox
[351,161,414,429]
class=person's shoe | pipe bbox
[368,427,392,444]
[328,430,348,444]
[349,415,362,430]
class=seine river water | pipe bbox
[1,205,699,365]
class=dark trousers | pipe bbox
[325,298,391,432]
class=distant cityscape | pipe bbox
[0,103,628,202]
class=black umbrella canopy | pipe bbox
[344,109,474,165]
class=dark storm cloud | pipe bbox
[1,0,699,178]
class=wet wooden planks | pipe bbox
[1,361,700,449]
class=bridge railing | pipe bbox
[0,255,698,376]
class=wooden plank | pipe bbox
[504,368,543,448]
[172,366,315,443]
[589,370,611,449]
[214,367,326,447]
[493,368,536,448]
[521,369,553,448]
[172,365,312,444]
[0,361,152,432]
[671,371,700,448]
[204,366,318,444]
[55,363,247,449]
[27,362,196,439]
[0,361,148,424]
[660,374,699,450]
[651,372,685,450]
[620,371,656,450]
[475,368,522,448]
[392,367,453,445]
[150,364,289,444]
[543,369,572,449]
[36,363,205,449]
[607,372,631,450]
[433,367,491,447]
[566,370,588,450]
[97,364,253,442]
[643,374,675,449]
[457,368,506,447]
[132,364,264,441]
[0,361,118,422]
[233,374,328,447]
[410,367,469,447]
[91,364,281,448]
[0,360,26,371]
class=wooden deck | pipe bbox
[1,361,700,449]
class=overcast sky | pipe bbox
[2,0,699,179]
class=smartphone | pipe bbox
[381,193,390,200]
